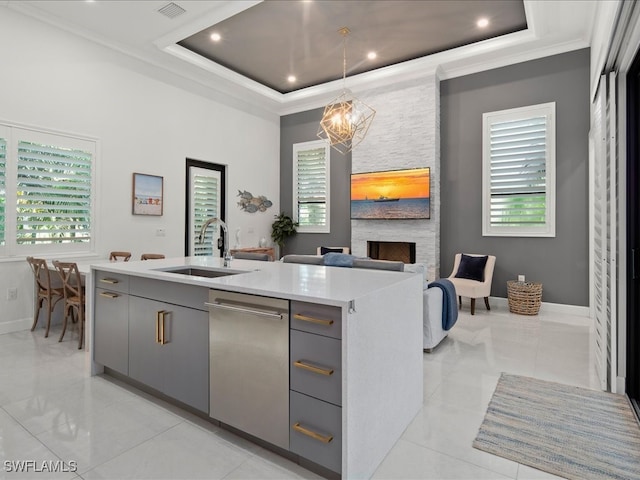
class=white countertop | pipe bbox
[89,256,419,306]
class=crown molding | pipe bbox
[4,1,280,118]
[439,37,590,81]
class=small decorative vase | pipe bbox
[259,236,267,247]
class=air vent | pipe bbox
[158,2,186,19]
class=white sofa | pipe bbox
[423,285,447,351]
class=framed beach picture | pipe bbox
[132,173,163,216]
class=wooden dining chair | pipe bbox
[52,261,85,349]
[26,257,64,338]
[140,253,165,260]
[109,251,131,261]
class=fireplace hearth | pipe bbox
[367,241,416,264]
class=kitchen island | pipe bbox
[88,256,423,479]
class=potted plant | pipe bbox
[271,212,298,257]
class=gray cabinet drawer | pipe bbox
[95,271,129,294]
[129,276,209,311]
[290,330,341,406]
[290,391,342,474]
[290,301,341,339]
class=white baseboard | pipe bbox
[0,317,32,335]
[489,296,590,318]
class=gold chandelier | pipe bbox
[317,27,376,154]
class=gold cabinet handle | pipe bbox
[293,313,334,326]
[294,360,334,376]
[99,292,120,299]
[292,422,333,443]
[156,311,168,344]
[99,278,119,284]
[156,311,162,344]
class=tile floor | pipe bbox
[0,305,598,479]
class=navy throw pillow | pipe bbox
[454,254,488,282]
[320,247,345,255]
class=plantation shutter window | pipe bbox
[192,171,219,256]
[17,140,92,246]
[482,103,556,237]
[293,140,330,233]
[0,124,96,257]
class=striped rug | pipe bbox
[473,374,640,480]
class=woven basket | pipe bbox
[507,280,543,315]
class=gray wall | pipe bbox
[440,48,590,305]
[280,108,351,256]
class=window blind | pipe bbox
[482,102,556,238]
[16,140,92,245]
[294,142,329,231]
[192,173,218,256]
[489,115,547,227]
[0,138,6,246]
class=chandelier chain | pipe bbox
[342,29,347,90]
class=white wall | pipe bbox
[0,7,280,333]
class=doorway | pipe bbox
[185,159,226,257]
[626,47,640,419]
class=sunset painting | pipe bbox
[351,167,430,220]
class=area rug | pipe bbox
[473,373,640,480]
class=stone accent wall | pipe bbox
[351,76,441,280]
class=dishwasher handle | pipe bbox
[205,300,284,319]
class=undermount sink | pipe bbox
[157,267,242,278]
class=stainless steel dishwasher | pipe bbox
[206,290,289,449]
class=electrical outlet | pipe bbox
[156,228,165,237]
[6,288,17,301]
[518,275,525,282]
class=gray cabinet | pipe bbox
[290,391,342,474]
[128,296,164,392]
[290,301,342,339]
[128,295,209,413]
[95,271,130,293]
[289,301,343,474]
[93,270,209,414]
[94,287,129,375]
[290,329,341,406]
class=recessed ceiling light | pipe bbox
[210,32,221,42]
[477,17,489,28]
[367,51,377,60]
[287,75,297,83]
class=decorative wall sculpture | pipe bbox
[237,190,273,213]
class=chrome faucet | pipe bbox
[198,217,232,267]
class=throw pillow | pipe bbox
[320,246,346,255]
[454,254,488,282]
[323,252,355,267]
